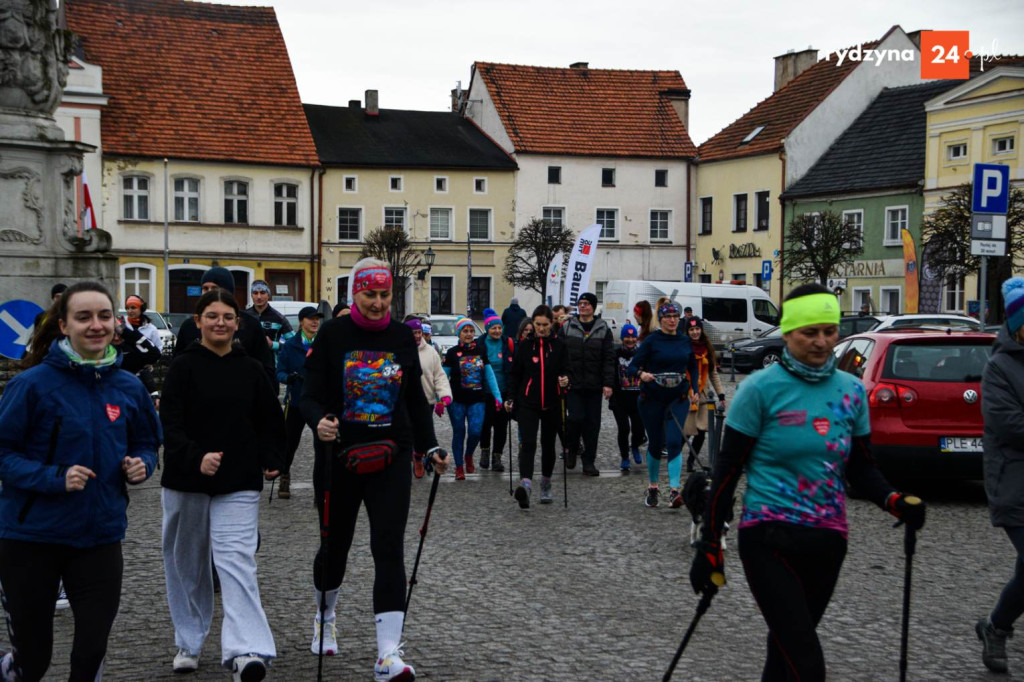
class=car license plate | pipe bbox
[940,436,982,453]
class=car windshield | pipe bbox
[888,317,980,330]
[430,319,479,336]
[882,342,992,382]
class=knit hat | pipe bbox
[484,315,502,331]
[483,308,498,319]
[201,266,235,293]
[685,317,703,331]
[251,280,270,294]
[455,317,476,334]
[578,292,598,308]
[657,301,681,320]
[422,323,433,335]
[621,324,638,340]
[1003,277,1024,336]
[405,318,423,332]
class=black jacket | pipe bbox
[983,326,1024,527]
[159,343,285,495]
[173,313,275,387]
[509,335,570,412]
[501,304,527,334]
[562,316,615,391]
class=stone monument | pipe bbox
[0,0,116,307]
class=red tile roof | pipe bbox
[472,62,697,158]
[698,39,883,164]
[66,0,318,167]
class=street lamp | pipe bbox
[417,246,436,280]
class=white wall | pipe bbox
[464,70,515,154]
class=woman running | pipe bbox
[276,306,323,499]
[477,313,512,473]
[505,305,570,508]
[610,324,644,473]
[160,288,284,679]
[628,301,698,508]
[407,318,451,479]
[0,281,160,682]
[301,258,449,680]
[682,317,726,472]
[691,283,926,681]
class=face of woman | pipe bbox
[300,316,320,336]
[412,329,423,344]
[487,325,503,340]
[660,312,680,334]
[59,291,115,360]
[784,324,839,367]
[532,316,553,338]
[622,336,637,349]
[125,302,143,319]
[459,326,476,344]
[520,324,533,340]
[196,301,239,348]
[355,287,392,320]
[687,326,702,342]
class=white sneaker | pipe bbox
[374,644,415,681]
[231,654,266,682]
[172,648,199,673]
[55,583,69,611]
[310,616,338,656]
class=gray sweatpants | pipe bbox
[161,489,276,666]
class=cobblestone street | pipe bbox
[15,374,1019,681]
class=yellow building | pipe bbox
[306,97,518,319]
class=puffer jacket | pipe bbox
[982,325,1024,527]
[0,342,161,548]
[277,331,315,408]
[562,316,615,391]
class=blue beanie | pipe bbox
[621,323,638,340]
[1003,277,1024,336]
[483,308,498,319]
[200,266,235,293]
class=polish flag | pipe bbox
[82,169,97,230]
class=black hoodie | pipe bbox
[160,342,285,495]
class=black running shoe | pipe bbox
[645,487,659,508]
[514,483,531,509]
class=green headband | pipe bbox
[779,293,840,334]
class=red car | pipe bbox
[833,329,996,480]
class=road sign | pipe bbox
[0,299,44,360]
[972,213,1008,240]
[971,239,1007,256]
[972,163,1010,215]
[684,261,693,283]
[761,260,773,281]
[827,278,848,291]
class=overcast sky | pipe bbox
[218,0,1024,145]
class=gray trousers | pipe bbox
[161,489,276,666]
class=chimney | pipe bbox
[660,88,691,130]
[905,30,926,49]
[365,89,379,117]
[569,61,589,69]
[348,99,360,109]
[773,47,818,91]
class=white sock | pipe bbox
[374,611,405,659]
[314,588,339,622]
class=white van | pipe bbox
[601,281,780,345]
[267,300,320,330]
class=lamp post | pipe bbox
[466,231,473,317]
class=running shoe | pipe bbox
[311,616,338,656]
[631,446,642,465]
[173,649,200,673]
[465,455,475,474]
[582,462,600,477]
[566,448,578,470]
[412,455,425,479]
[491,454,505,473]
[55,582,69,611]
[539,477,553,504]
[514,481,531,509]
[645,487,659,508]
[374,644,415,681]
[976,618,1010,673]
[620,459,630,474]
[231,654,266,682]
[479,447,491,470]
[668,489,683,509]
[454,466,465,481]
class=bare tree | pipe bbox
[504,219,576,296]
[781,210,865,286]
[359,226,423,299]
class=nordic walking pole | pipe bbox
[507,413,514,496]
[561,392,568,508]
[898,496,922,682]
[663,580,722,681]
[404,452,444,633]
[316,414,338,682]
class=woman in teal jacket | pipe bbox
[0,281,161,682]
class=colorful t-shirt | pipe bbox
[726,364,870,537]
[444,343,490,404]
[342,350,403,425]
[615,348,641,392]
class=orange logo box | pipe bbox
[921,31,970,79]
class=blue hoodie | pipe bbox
[0,341,161,548]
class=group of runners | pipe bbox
[3,260,1024,681]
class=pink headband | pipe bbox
[352,266,392,295]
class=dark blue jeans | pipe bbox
[991,526,1024,631]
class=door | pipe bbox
[266,269,304,303]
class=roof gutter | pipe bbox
[778,147,786,308]
[686,162,692,266]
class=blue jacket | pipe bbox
[0,342,161,548]
[475,332,513,395]
[627,330,699,403]
[277,331,315,408]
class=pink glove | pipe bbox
[434,402,445,417]
[495,399,503,412]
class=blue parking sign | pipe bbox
[973,163,1010,215]
[684,262,693,282]
[761,260,773,281]
[0,299,44,360]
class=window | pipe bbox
[649,210,670,241]
[274,183,298,226]
[122,265,153,304]
[548,166,561,184]
[753,299,779,324]
[389,176,403,191]
[884,206,907,245]
[435,177,448,193]
[655,169,668,187]
[542,207,564,228]
[384,207,406,231]
[733,193,748,232]
[595,280,607,305]
[701,296,747,322]
[943,274,965,313]
[429,208,452,240]
[853,288,873,314]
[224,180,248,224]
[755,191,770,231]
[839,338,875,379]
[741,125,765,144]
[337,208,361,241]
[469,208,490,240]
[601,168,615,187]
[731,273,746,283]
[122,175,149,220]
[842,209,864,248]
[596,209,617,240]
[174,177,200,222]
[337,277,349,304]
[343,176,357,192]
[699,274,712,284]
[993,136,1015,155]
[469,277,490,317]
[430,277,453,315]
[946,143,967,161]
[700,197,713,235]
[880,286,901,315]
[474,178,487,194]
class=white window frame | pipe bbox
[732,193,748,232]
[337,206,362,242]
[121,173,151,221]
[883,205,908,246]
[389,175,403,192]
[852,287,873,314]
[842,209,864,248]
[699,196,713,236]
[429,275,455,315]
[222,178,250,225]
[467,207,491,241]
[542,206,565,228]
[173,176,201,222]
[383,206,407,232]
[594,280,608,305]
[343,175,357,193]
[119,262,156,306]
[469,274,493,316]
[434,176,449,193]
[272,181,299,227]
[992,135,1015,156]
[649,208,672,243]
[429,206,453,241]
[754,190,770,231]
[596,208,618,241]
[946,142,968,162]
[880,286,902,315]
[473,177,487,194]
[941,274,966,313]
[336,276,349,305]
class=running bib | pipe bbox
[342,350,403,425]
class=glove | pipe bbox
[424,447,450,474]
[495,399,503,412]
[887,493,926,531]
[689,540,725,595]
[434,402,446,417]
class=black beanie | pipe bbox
[200,266,235,293]
[578,292,598,308]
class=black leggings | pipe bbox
[283,401,312,475]
[517,406,560,480]
[738,523,847,682]
[480,402,510,455]
[566,389,603,465]
[313,450,411,613]
[0,540,123,682]
[610,392,644,457]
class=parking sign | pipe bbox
[684,262,693,282]
[972,163,1010,215]
[761,260,773,281]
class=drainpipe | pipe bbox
[777,148,787,308]
[315,167,325,301]
[310,167,317,301]
[685,162,692,268]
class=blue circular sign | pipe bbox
[0,299,45,360]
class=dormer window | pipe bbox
[741,125,766,145]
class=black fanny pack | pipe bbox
[339,440,396,475]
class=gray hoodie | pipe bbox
[982,325,1024,527]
